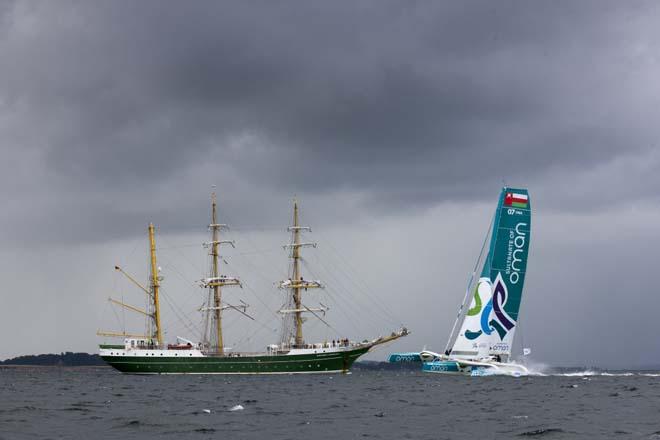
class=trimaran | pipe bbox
[390,187,532,376]
[98,193,408,374]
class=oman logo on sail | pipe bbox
[465,273,516,341]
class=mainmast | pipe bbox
[210,194,224,354]
[279,199,325,348]
[200,192,245,354]
[148,223,163,346]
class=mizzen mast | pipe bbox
[97,224,164,345]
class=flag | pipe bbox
[505,192,528,208]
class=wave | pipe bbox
[547,370,658,377]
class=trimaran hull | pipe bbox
[421,359,529,377]
[101,345,371,374]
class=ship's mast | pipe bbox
[200,192,246,354]
[279,200,325,348]
[210,194,223,354]
[148,223,163,346]
[292,201,304,346]
[97,225,165,343]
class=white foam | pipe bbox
[556,370,598,377]
[229,405,244,412]
[521,360,551,376]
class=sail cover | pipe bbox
[448,188,531,362]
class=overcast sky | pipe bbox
[1,1,660,368]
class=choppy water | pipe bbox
[1,366,660,439]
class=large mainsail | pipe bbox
[446,188,531,362]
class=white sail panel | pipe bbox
[449,278,494,359]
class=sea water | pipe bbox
[1,366,659,439]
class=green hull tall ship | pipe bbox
[98,194,408,374]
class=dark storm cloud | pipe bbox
[3,1,660,368]
[1,1,659,245]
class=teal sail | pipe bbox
[446,188,531,362]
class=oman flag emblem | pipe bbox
[504,192,528,208]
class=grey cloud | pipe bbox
[2,1,660,368]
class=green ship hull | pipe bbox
[101,345,371,374]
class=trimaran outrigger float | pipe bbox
[390,187,532,376]
[98,193,408,374]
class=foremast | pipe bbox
[279,200,325,348]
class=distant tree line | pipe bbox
[0,352,105,366]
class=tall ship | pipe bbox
[98,193,408,374]
[389,187,531,376]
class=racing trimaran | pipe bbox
[390,187,531,376]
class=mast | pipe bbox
[210,193,223,354]
[292,200,303,347]
[97,226,164,343]
[148,223,163,346]
[200,192,245,354]
[279,199,325,348]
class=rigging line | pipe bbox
[234,248,282,257]
[303,305,340,334]
[110,268,127,333]
[301,263,372,335]
[446,211,496,353]
[301,257,380,335]
[159,288,203,337]
[158,236,205,281]
[231,230,288,279]
[242,281,281,320]
[157,259,204,312]
[299,260,367,336]
[227,249,284,294]
[107,298,123,332]
[222,307,279,349]
[312,235,401,325]
[315,247,400,327]
[324,257,400,326]
[229,226,283,232]
[215,250,282,320]
[156,244,202,250]
[312,232,387,299]
[232,248,289,282]
[217,237,285,319]
[157,253,197,285]
[322,285,373,336]
[304,253,372,313]
[229,314,279,348]
[173,298,208,332]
